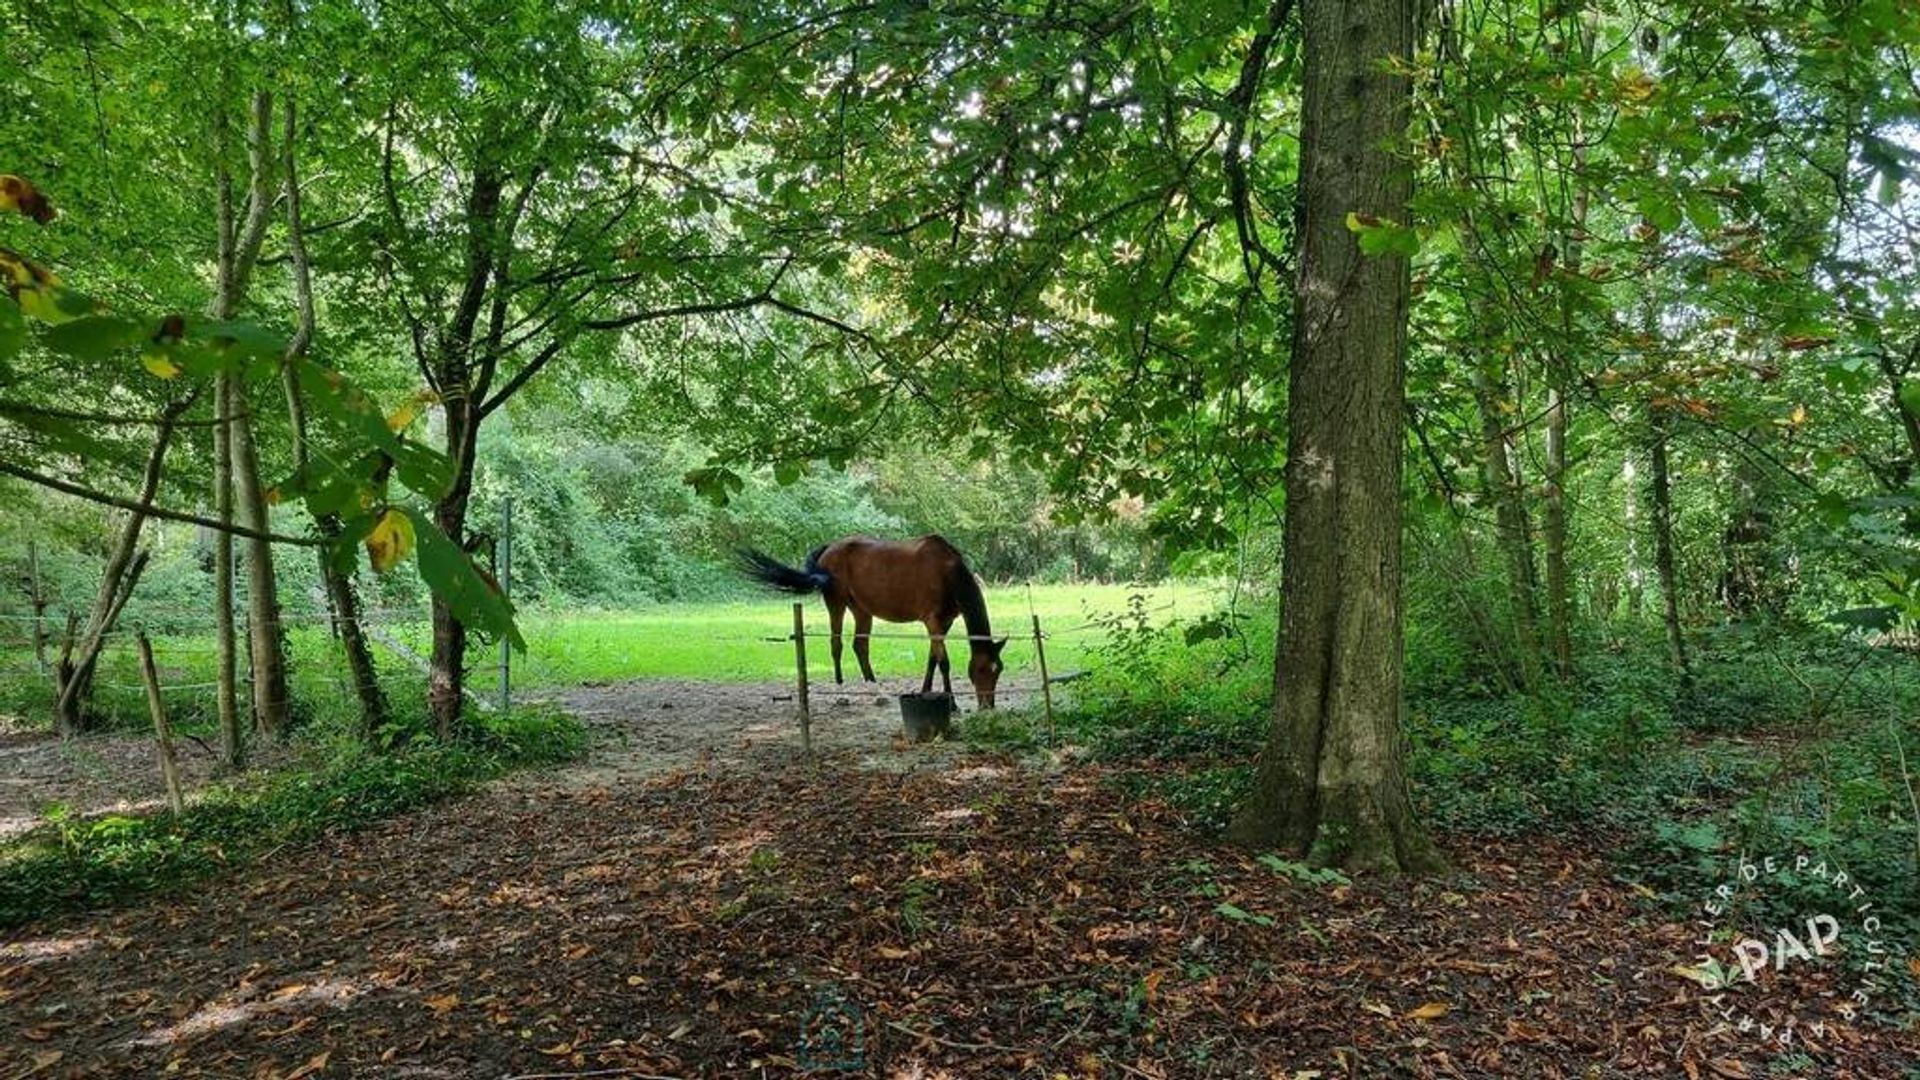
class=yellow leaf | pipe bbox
[1405,1001,1449,1020]
[1631,882,1658,899]
[424,992,460,1015]
[538,1043,574,1057]
[1361,1001,1394,1018]
[874,945,913,960]
[1618,70,1658,102]
[1668,963,1716,986]
[141,350,182,379]
[365,508,416,573]
[387,388,439,432]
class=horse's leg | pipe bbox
[920,619,941,695]
[936,616,955,697]
[853,610,877,682]
[826,596,846,684]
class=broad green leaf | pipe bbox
[401,507,525,651]
[44,313,146,362]
[1345,212,1420,257]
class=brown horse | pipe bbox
[739,535,1008,708]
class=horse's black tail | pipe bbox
[736,546,832,594]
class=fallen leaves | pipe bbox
[2,759,1915,1078]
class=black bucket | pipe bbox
[899,692,956,742]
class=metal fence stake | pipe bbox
[793,602,813,762]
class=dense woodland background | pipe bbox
[1,0,1918,1073]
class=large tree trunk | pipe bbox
[223,89,291,737]
[1228,0,1441,876]
[1647,404,1690,685]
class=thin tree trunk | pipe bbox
[1470,367,1545,692]
[280,95,390,739]
[214,376,242,767]
[1647,404,1690,685]
[27,540,47,674]
[229,386,290,734]
[1228,0,1441,876]
[1540,14,1592,681]
[1623,453,1645,618]
[54,406,184,733]
[209,89,292,737]
[429,395,480,739]
[1542,385,1572,674]
[425,161,508,740]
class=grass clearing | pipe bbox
[0,582,1223,732]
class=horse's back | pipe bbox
[817,534,966,620]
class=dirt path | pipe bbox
[520,676,1047,791]
[0,676,1047,837]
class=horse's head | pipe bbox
[968,637,1009,710]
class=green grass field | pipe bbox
[0,582,1222,731]
[502,582,1218,687]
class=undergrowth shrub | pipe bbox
[0,706,584,928]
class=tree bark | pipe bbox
[1542,383,1572,674]
[213,376,243,767]
[1647,404,1690,685]
[229,383,291,734]
[1228,0,1442,876]
[429,393,481,739]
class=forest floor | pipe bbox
[2,680,1916,1079]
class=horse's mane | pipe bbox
[947,547,993,644]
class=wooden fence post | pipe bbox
[792,602,813,761]
[1031,613,1056,746]
[136,632,185,815]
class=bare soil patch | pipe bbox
[0,721,297,841]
